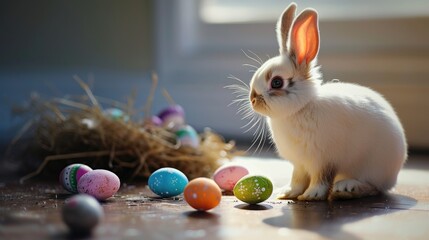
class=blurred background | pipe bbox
[1,0,429,155]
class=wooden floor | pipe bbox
[0,155,428,240]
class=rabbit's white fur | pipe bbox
[249,3,407,200]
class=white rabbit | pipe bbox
[248,3,407,200]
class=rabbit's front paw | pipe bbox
[297,184,329,201]
[277,188,304,200]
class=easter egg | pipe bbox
[81,118,97,129]
[184,178,222,211]
[103,108,130,122]
[233,175,273,204]
[59,164,93,193]
[149,115,163,126]
[158,105,185,130]
[148,167,189,198]
[213,165,249,191]
[175,125,200,148]
[62,194,103,234]
[77,170,121,200]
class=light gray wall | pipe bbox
[0,0,154,71]
[0,1,155,144]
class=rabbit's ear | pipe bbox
[277,3,297,54]
[290,9,320,65]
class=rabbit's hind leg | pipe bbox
[330,177,379,200]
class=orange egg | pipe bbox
[184,178,222,211]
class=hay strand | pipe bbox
[162,88,176,106]
[73,75,100,108]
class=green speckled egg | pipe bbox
[233,175,273,204]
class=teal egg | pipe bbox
[148,168,189,198]
[175,125,199,148]
[103,108,129,122]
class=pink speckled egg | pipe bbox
[213,165,249,191]
[77,170,120,200]
[59,164,93,193]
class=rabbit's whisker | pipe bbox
[225,64,269,154]
[242,63,259,70]
[246,50,264,66]
[242,49,263,66]
[254,120,266,154]
[227,75,250,89]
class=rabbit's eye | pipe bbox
[271,76,284,89]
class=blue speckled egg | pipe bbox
[148,168,189,198]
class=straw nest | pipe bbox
[17,75,241,183]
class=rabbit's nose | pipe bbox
[250,90,260,106]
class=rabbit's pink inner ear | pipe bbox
[291,11,320,65]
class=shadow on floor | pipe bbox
[263,193,417,240]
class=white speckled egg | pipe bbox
[59,164,93,193]
[62,194,103,234]
[213,165,249,191]
[81,118,97,129]
[77,169,120,200]
[148,167,189,198]
[233,175,273,204]
[175,125,200,148]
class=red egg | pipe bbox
[184,178,222,211]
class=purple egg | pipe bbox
[60,164,93,193]
[150,115,163,126]
[158,105,185,129]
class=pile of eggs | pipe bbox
[148,164,274,211]
[148,105,200,149]
[88,104,200,149]
[59,163,273,234]
[59,163,120,234]
[59,164,120,201]
[59,163,272,228]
